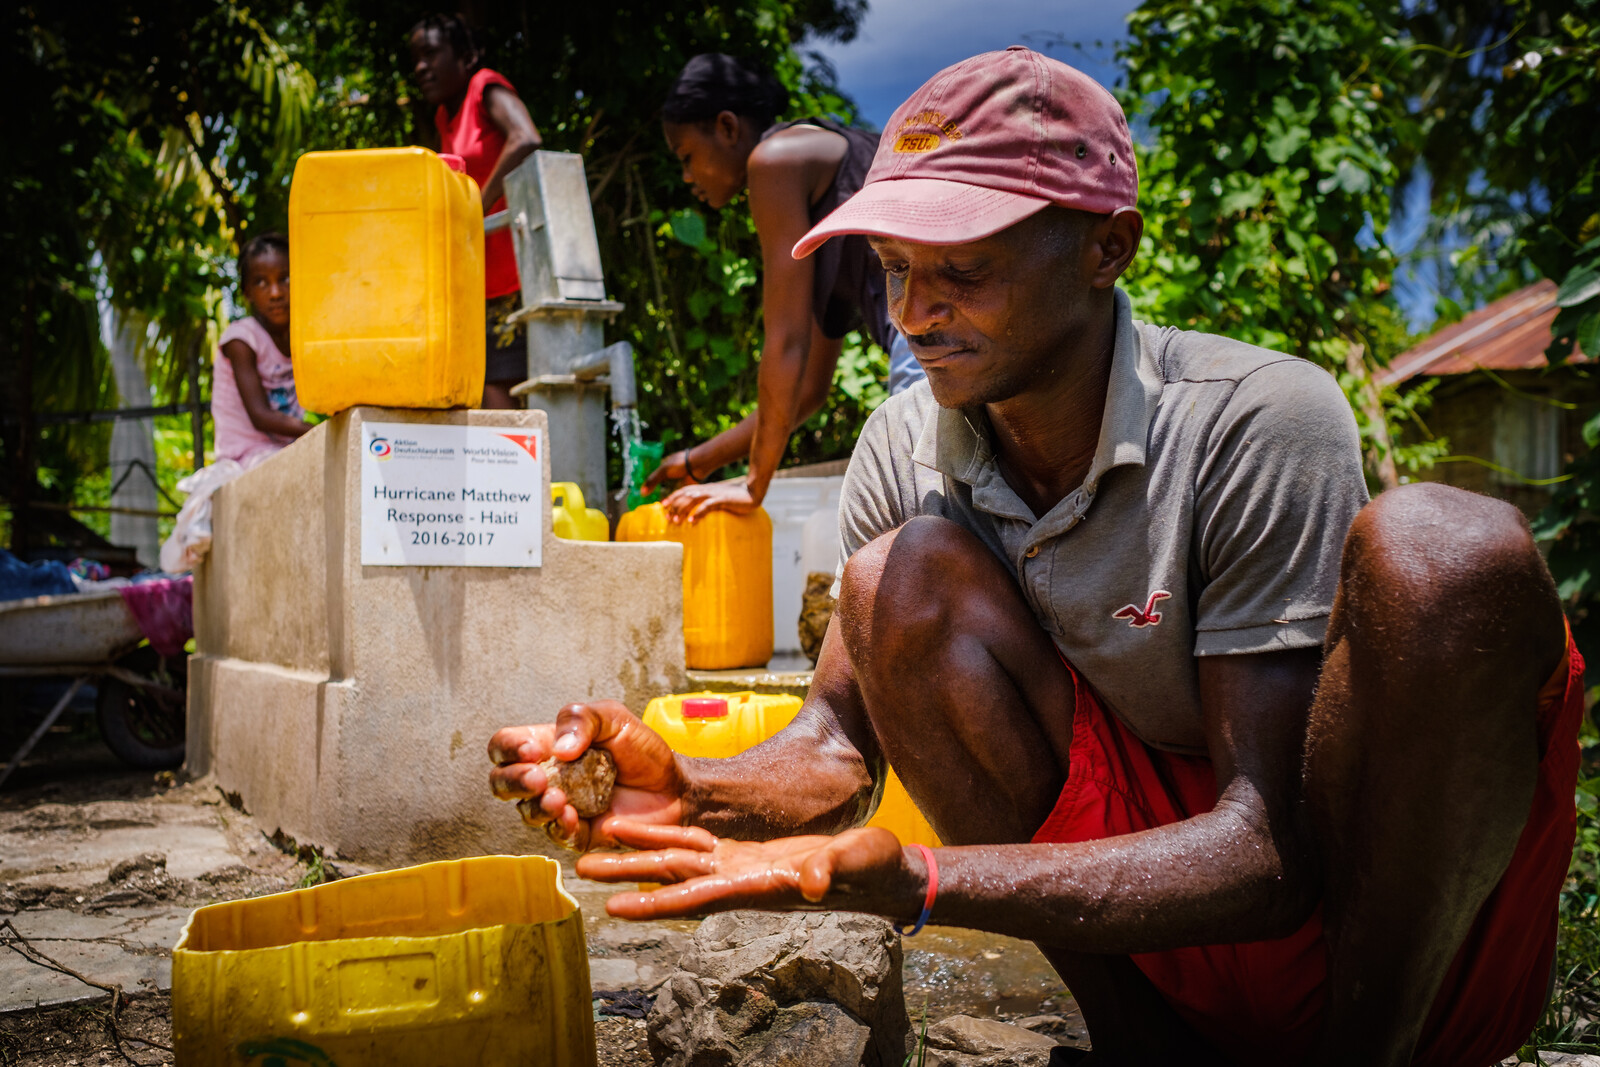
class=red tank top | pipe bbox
[436,67,521,299]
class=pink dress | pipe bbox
[212,316,303,465]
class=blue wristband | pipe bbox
[893,843,938,937]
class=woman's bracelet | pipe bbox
[894,843,939,937]
[683,445,703,483]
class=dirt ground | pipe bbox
[0,995,665,1067]
[0,690,1080,1065]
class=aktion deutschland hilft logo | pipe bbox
[368,437,392,460]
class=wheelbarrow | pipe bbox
[0,586,187,786]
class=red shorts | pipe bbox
[1032,638,1585,1067]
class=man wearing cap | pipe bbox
[489,48,1581,1066]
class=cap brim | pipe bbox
[793,179,1052,259]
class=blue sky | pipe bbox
[805,0,1139,129]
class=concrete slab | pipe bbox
[687,666,813,697]
[1,905,190,1011]
[0,798,236,889]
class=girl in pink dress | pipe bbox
[212,233,310,465]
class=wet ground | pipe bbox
[0,688,1083,1064]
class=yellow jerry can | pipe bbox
[551,482,609,541]
[171,855,595,1066]
[616,502,774,670]
[641,690,804,758]
[614,499,668,542]
[640,690,939,847]
[289,147,486,413]
[870,773,941,851]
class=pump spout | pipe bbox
[564,340,636,409]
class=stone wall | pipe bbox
[188,406,686,864]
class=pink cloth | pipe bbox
[117,576,193,658]
[213,316,303,464]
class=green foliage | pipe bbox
[1557,239,1600,364]
[4,1,869,550]
[308,0,871,472]
[1425,0,1600,672]
[1119,0,1410,364]
[1521,713,1600,1054]
[1535,411,1600,657]
[1374,377,1454,473]
[1118,0,1440,489]
[1403,0,1600,362]
[4,3,317,549]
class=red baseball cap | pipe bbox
[794,47,1137,259]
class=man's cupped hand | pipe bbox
[488,700,686,851]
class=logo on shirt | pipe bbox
[1113,590,1170,629]
[368,437,392,461]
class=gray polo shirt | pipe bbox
[837,289,1368,755]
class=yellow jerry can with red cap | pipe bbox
[640,690,939,846]
[617,503,774,670]
[641,691,803,758]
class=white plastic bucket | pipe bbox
[762,475,844,655]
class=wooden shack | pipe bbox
[1381,280,1595,518]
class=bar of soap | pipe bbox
[534,747,616,819]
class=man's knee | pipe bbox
[1341,483,1561,653]
[837,516,999,650]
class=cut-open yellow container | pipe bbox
[171,855,594,1066]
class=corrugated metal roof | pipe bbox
[1378,279,1587,385]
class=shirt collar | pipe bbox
[911,288,1160,514]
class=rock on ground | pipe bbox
[647,910,910,1067]
[916,1015,1064,1067]
[797,572,835,664]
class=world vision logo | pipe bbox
[893,110,964,153]
[498,433,539,460]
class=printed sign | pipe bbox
[360,422,543,568]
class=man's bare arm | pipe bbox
[478,85,540,211]
[678,619,881,838]
[223,340,311,438]
[582,645,1324,954]
[922,648,1322,950]
[487,619,877,849]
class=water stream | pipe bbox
[612,406,645,499]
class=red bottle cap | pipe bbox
[439,153,466,173]
[681,697,729,719]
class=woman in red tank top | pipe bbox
[409,14,542,409]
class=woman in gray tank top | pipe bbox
[643,53,923,522]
